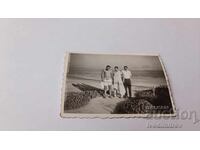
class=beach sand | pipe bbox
[65,77,125,113]
[66,96,125,114]
[64,77,165,114]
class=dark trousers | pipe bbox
[124,79,132,97]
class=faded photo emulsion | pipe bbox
[61,52,175,118]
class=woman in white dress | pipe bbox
[113,66,125,98]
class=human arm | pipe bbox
[101,70,105,81]
[121,71,124,82]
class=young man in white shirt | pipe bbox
[122,66,132,98]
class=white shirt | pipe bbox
[122,70,132,79]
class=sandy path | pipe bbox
[66,97,125,114]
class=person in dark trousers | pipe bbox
[122,66,132,98]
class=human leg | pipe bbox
[124,79,130,97]
[128,85,132,97]
[127,79,132,97]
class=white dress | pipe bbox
[113,71,125,96]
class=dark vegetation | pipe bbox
[64,83,102,110]
[113,98,154,114]
[65,83,174,114]
[113,86,174,114]
[64,90,99,110]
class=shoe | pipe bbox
[103,94,107,98]
[123,95,128,98]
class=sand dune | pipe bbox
[66,96,125,114]
[64,76,169,114]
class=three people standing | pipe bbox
[101,65,132,98]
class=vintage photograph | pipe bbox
[61,52,176,118]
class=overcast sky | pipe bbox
[69,53,163,70]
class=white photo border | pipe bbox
[60,51,176,118]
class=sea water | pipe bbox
[68,68,167,90]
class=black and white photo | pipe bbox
[61,52,175,118]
